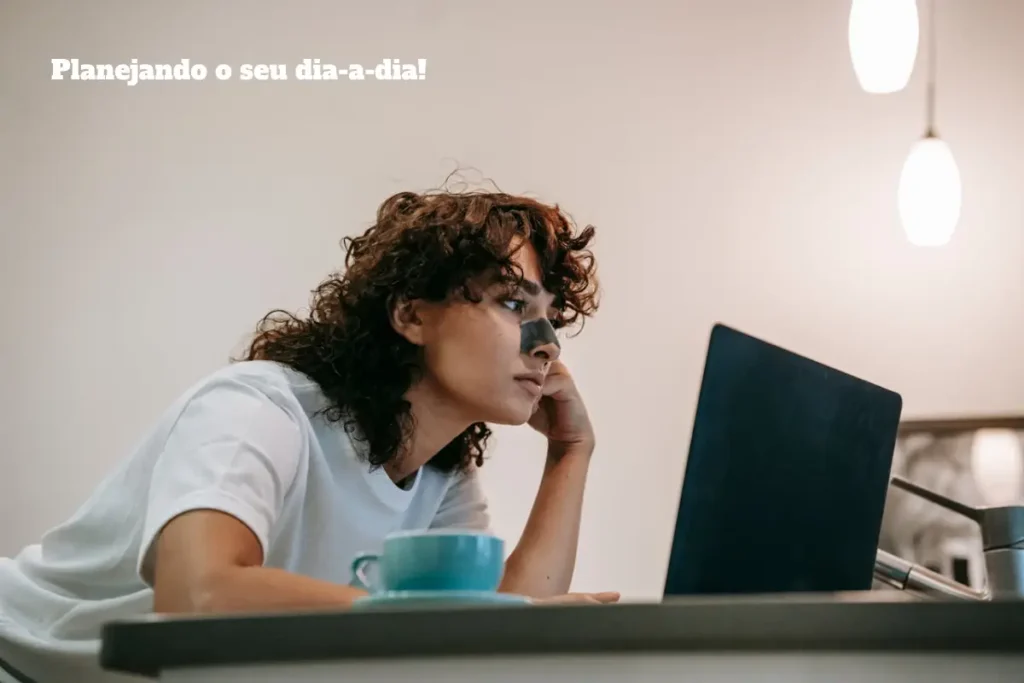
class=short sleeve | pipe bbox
[136,375,303,585]
[429,466,491,531]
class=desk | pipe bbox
[100,593,1024,682]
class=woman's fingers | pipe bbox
[531,591,621,605]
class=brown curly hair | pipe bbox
[240,190,599,473]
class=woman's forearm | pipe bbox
[499,443,592,597]
[156,565,368,615]
[151,509,369,615]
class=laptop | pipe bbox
[663,323,903,596]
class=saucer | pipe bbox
[351,590,531,610]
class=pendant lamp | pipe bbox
[897,0,962,247]
[849,0,920,94]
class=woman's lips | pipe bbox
[515,376,543,397]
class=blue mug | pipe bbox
[350,529,505,593]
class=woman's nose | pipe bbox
[520,318,561,361]
[530,339,561,363]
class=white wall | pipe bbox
[2,0,1022,600]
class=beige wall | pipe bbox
[2,0,1022,599]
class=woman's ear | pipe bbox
[389,295,428,346]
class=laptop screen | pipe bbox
[663,323,903,596]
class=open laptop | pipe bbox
[663,323,903,596]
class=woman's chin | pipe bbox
[479,400,536,427]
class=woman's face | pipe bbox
[405,240,562,426]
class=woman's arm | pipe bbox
[497,360,617,603]
[152,508,367,614]
[499,444,593,598]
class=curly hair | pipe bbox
[240,190,599,473]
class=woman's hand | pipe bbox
[527,360,596,454]
[530,591,620,605]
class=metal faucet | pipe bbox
[873,475,1024,601]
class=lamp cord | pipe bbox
[925,0,937,137]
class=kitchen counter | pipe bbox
[100,592,1024,682]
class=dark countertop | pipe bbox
[100,592,1024,678]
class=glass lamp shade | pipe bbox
[849,0,920,93]
[898,135,962,247]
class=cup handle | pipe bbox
[350,551,380,593]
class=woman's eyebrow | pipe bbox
[518,279,542,296]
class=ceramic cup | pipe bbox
[350,529,505,594]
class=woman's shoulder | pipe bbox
[211,359,313,388]
[181,360,329,418]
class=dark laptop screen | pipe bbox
[663,324,903,596]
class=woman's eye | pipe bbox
[502,299,526,314]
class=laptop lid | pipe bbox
[663,323,903,596]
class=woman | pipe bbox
[0,189,617,683]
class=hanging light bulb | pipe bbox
[898,134,962,246]
[848,0,920,93]
[898,0,962,246]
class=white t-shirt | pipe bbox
[0,360,490,682]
